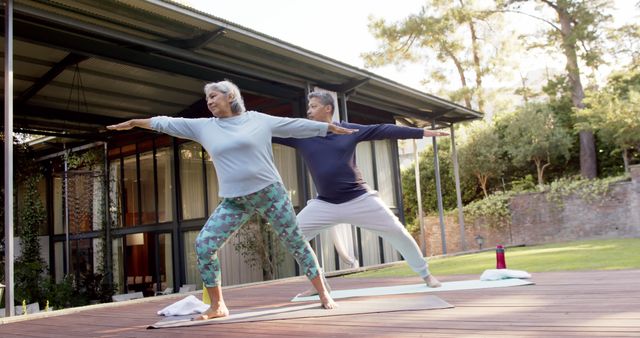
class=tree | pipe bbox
[363,0,504,111]
[401,140,479,227]
[607,23,640,69]
[458,121,506,197]
[501,0,614,179]
[577,71,640,171]
[502,103,573,185]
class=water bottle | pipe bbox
[496,245,507,269]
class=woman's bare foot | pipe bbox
[296,276,332,298]
[192,303,229,321]
[318,291,338,309]
[424,274,442,288]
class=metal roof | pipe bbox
[1,0,482,141]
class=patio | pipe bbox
[1,269,638,337]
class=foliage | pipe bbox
[500,0,614,179]
[452,173,626,231]
[577,71,640,170]
[546,174,629,208]
[79,271,117,303]
[233,215,286,281]
[501,0,612,70]
[501,103,573,185]
[363,0,506,111]
[462,191,513,228]
[510,174,537,193]
[458,120,506,197]
[67,148,104,171]
[401,139,480,227]
[542,76,576,132]
[39,275,87,310]
[14,171,48,306]
[0,135,42,261]
[605,23,640,69]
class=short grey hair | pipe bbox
[308,91,335,113]
[204,80,246,114]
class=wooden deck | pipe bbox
[1,269,639,337]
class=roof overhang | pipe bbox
[1,0,482,142]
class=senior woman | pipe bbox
[107,80,356,319]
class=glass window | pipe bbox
[183,230,202,288]
[180,142,205,220]
[123,155,139,226]
[355,142,375,185]
[36,176,48,234]
[92,238,103,273]
[112,237,124,293]
[184,229,264,287]
[71,238,93,278]
[204,152,220,214]
[156,147,173,223]
[374,140,397,207]
[54,241,64,282]
[53,177,64,234]
[273,144,299,207]
[124,232,150,294]
[91,173,105,231]
[109,160,122,228]
[139,151,157,224]
[67,173,95,233]
[158,233,174,293]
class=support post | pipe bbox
[432,121,447,254]
[450,125,466,251]
[4,0,15,317]
[413,139,426,257]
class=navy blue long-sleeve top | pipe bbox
[273,121,423,204]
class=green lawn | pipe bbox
[349,238,640,278]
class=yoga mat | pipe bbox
[148,294,452,329]
[292,278,534,302]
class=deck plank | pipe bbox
[1,270,639,337]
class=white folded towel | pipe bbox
[480,269,531,281]
[157,295,210,316]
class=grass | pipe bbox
[348,238,640,278]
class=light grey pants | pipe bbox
[297,191,430,278]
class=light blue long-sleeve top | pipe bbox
[151,111,329,198]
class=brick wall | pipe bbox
[420,164,640,256]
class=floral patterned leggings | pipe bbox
[195,182,321,287]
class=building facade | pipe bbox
[3,0,481,298]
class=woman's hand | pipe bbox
[423,129,449,137]
[328,124,358,135]
[106,119,151,131]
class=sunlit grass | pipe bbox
[349,238,640,278]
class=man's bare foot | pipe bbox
[344,259,359,269]
[318,292,338,309]
[192,303,229,321]
[424,274,442,288]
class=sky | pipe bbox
[180,0,639,97]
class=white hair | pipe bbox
[203,80,246,114]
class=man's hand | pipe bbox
[328,124,358,135]
[423,129,449,137]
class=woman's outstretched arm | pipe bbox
[106,118,152,131]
